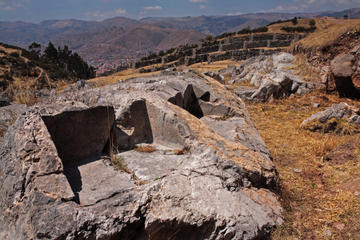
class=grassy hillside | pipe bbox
[291,18,360,50]
[0,42,94,104]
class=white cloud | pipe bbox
[85,8,127,20]
[270,0,360,12]
[227,11,243,16]
[0,0,26,11]
[143,5,163,11]
[189,0,207,3]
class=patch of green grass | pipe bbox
[112,156,131,174]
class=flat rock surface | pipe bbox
[65,158,135,206]
[0,71,282,239]
[119,150,188,182]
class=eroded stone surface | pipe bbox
[330,51,360,98]
[301,102,360,134]
[0,71,282,239]
[224,52,316,102]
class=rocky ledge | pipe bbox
[0,71,282,239]
[206,53,316,102]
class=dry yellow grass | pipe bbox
[290,53,321,83]
[246,91,360,239]
[189,60,242,73]
[6,68,53,105]
[291,18,360,50]
[135,145,157,153]
[87,69,161,86]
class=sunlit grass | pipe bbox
[247,91,360,239]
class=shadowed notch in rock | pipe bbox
[41,106,115,204]
[42,106,115,163]
[168,84,204,119]
[334,76,360,99]
[146,219,216,240]
[115,99,154,150]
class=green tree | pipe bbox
[205,35,213,42]
[309,19,316,27]
[44,42,58,61]
[292,17,298,25]
[28,42,41,57]
[344,14,349,19]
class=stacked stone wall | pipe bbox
[134,33,306,70]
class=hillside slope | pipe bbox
[0,43,51,104]
[0,9,359,72]
[141,12,317,35]
[55,24,205,70]
[0,42,94,104]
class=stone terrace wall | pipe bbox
[134,33,305,71]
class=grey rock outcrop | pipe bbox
[0,71,282,239]
[0,104,28,143]
[227,52,315,102]
[330,50,360,98]
[301,102,360,133]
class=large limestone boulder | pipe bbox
[330,50,360,98]
[0,71,282,239]
[226,53,315,102]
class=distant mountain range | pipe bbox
[1,8,359,71]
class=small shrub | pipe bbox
[252,26,268,33]
[292,17,298,25]
[309,19,316,27]
[10,52,19,58]
[205,35,213,42]
[237,26,251,35]
[112,156,131,173]
[281,26,316,33]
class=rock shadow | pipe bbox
[115,99,154,151]
[42,106,115,204]
[168,84,208,119]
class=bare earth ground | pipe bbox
[247,91,360,239]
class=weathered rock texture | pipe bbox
[293,30,360,99]
[224,52,315,102]
[301,102,360,134]
[330,48,360,98]
[0,71,282,239]
[0,104,27,143]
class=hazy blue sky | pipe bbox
[0,0,359,22]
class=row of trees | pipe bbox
[26,42,96,80]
